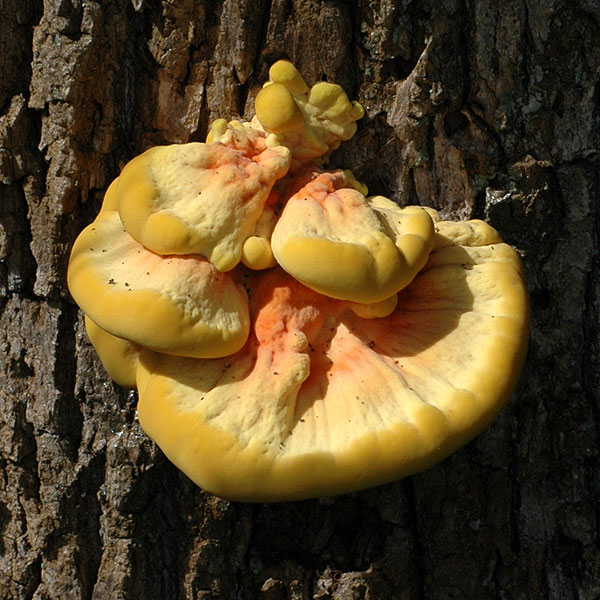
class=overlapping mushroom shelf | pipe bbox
[67,60,528,502]
[135,220,527,501]
[69,177,527,501]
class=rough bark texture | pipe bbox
[1,1,599,598]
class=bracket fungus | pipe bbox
[68,61,529,502]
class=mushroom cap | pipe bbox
[136,218,528,502]
[271,172,435,304]
[84,315,140,389]
[116,141,290,271]
[67,191,250,359]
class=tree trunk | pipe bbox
[1,1,598,598]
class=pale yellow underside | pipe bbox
[136,219,528,501]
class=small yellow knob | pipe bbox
[255,84,304,134]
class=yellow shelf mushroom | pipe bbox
[136,225,528,501]
[271,171,435,304]
[117,137,290,271]
[68,180,251,359]
[67,61,528,502]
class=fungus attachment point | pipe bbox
[68,61,528,502]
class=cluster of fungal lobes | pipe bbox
[68,61,529,502]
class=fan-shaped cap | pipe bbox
[271,172,435,304]
[136,218,528,501]
[67,186,250,359]
[116,141,290,271]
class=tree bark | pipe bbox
[1,1,599,598]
